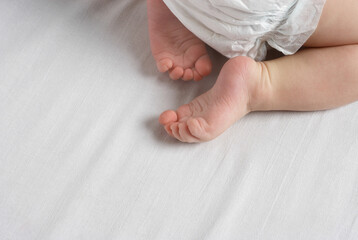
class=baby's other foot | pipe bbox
[147,0,212,81]
[159,56,271,142]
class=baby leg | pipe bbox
[259,45,358,112]
[159,45,358,142]
[266,0,358,111]
[305,0,358,47]
[158,0,358,143]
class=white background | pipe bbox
[0,0,357,239]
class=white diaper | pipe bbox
[163,0,326,61]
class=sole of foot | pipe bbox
[147,0,212,81]
[159,56,267,143]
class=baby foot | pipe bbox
[159,56,271,142]
[147,0,212,81]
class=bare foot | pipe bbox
[147,0,212,81]
[159,56,271,143]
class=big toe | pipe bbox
[195,55,212,78]
[159,110,178,125]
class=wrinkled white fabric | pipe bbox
[163,0,326,60]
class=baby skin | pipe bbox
[148,0,358,143]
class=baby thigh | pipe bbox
[304,0,358,47]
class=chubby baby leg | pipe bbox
[262,45,358,112]
[305,0,358,47]
[160,45,358,143]
[157,0,358,143]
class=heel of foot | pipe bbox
[222,56,273,112]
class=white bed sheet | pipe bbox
[1,1,358,239]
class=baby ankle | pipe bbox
[248,61,274,111]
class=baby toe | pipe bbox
[195,55,212,77]
[187,117,211,141]
[157,58,173,73]
[182,69,194,81]
[178,122,200,143]
[169,67,184,80]
[170,123,181,141]
[164,124,174,137]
